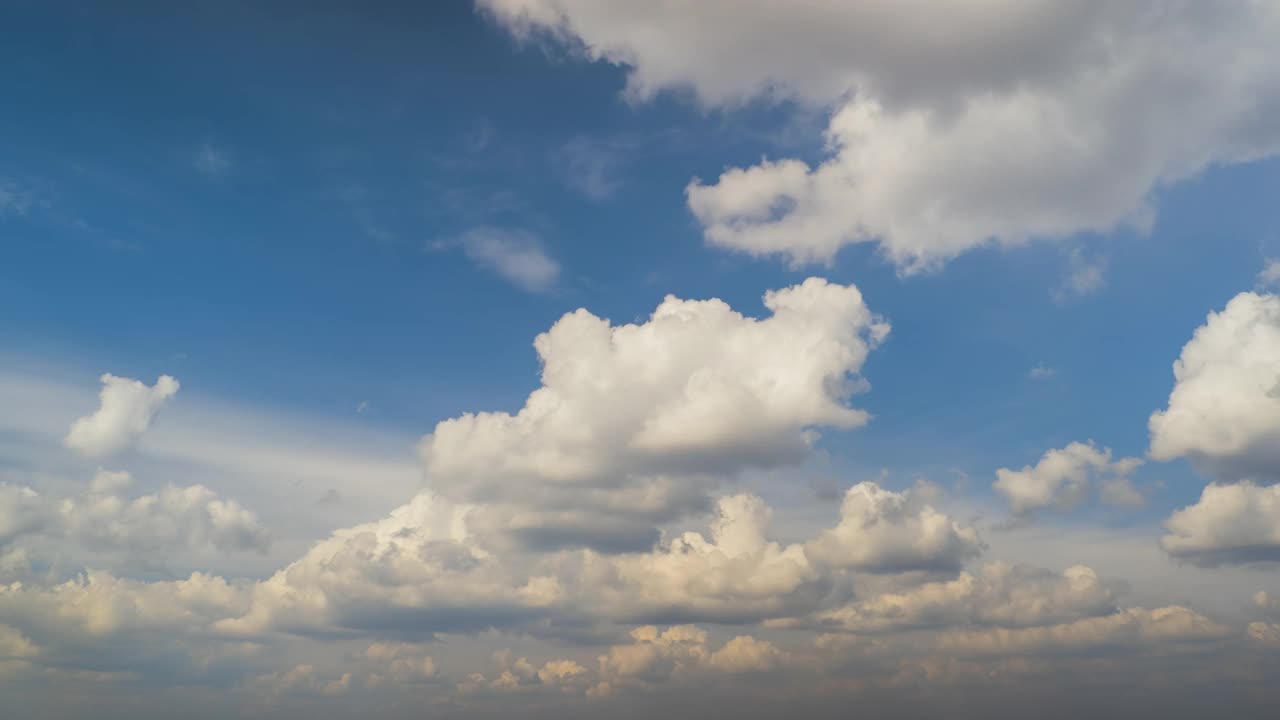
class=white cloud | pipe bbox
[591,625,784,696]
[1162,483,1280,567]
[0,470,269,558]
[1149,291,1280,482]
[57,471,271,555]
[216,492,553,637]
[451,227,561,293]
[1258,259,1280,289]
[994,442,1143,515]
[483,1,1280,270]
[64,374,180,457]
[419,277,889,551]
[812,563,1122,633]
[805,482,982,573]
[931,605,1229,656]
[581,494,826,623]
[1028,363,1056,381]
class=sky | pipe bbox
[3,1,1280,717]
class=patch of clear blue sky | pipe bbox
[3,0,1278,519]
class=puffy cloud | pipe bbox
[64,374,179,457]
[1149,292,1280,482]
[57,471,271,555]
[1161,483,1280,567]
[707,635,785,673]
[0,471,269,558]
[218,492,556,637]
[449,227,561,293]
[456,651,588,696]
[591,625,784,696]
[805,482,982,572]
[580,494,826,623]
[0,570,249,638]
[483,1,1280,270]
[994,442,1143,515]
[812,563,1122,633]
[419,277,888,551]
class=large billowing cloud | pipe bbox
[481,1,1280,270]
[1149,291,1280,483]
[419,277,889,551]
[1149,291,1280,566]
[64,374,179,457]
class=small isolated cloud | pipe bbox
[439,227,560,293]
[552,136,627,200]
[64,374,180,457]
[1259,258,1280,289]
[1028,363,1056,380]
[1053,249,1107,303]
[194,142,231,177]
[356,401,370,414]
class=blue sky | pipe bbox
[4,2,1280,717]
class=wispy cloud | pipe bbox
[1258,258,1280,289]
[551,136,629,201]
[1053,248,1108,303]
[435,227,560,293]
[194,142,231,177]
[1028,363,1057,380]
[0,179,35,216]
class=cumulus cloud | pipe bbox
[419,277,889,551]
[1149,291,1280,482]
[1161,483,1280,567]
[0,470,268,559]
[483,1,1280,270]
[58,471,271,555]
[221,478,978,637]
[217,492,555,637]
[812,563,1122,633]
[447,227,561,293]
[581,494,826,624]
[805,482,982,573]
[64,374,179,457]
[994,442,1143,515]
[591,625,784,696]
[457,650,588,696]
